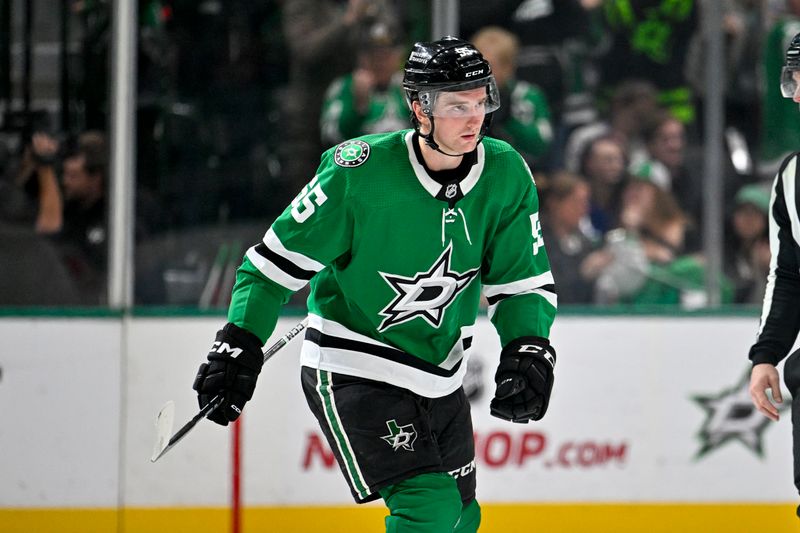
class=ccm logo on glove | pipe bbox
[518,343,555,368]
[212,342,243,359]
[193,323,265,426]
[490,336,556,424]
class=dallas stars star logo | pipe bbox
[334,140,370,167]
[378,243,478,331]
[693,370,789,458]
[380,419,418,452]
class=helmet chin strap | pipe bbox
[420,116,468,158]
[414,110,494,158]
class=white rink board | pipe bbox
[0,318,122,507]
[0,314,796,509]
[125,316,797,506]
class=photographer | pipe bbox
[3,132,63,234]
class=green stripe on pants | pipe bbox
[317,369,370,499]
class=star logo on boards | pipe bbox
[377,243,478,332]
[380,419,418,452]
[693,370,789,458]
[334,140,370,167]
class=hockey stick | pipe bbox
[150,318,309,462]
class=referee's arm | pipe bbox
[749,154,800,366]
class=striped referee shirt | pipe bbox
[749,152,800,365]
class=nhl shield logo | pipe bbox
[334,140,370,168]
[445,183,458,199]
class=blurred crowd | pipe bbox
[0,0,792,307]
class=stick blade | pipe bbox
[151,401,176,462]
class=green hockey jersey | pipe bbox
[228,130,557,397]
[320,72,408,146]
[494,79,553,161]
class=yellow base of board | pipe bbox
[1,503,797,533]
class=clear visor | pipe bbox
[780,66,800,98]
[418,78,501,118]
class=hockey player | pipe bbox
[192,36,558,532]
[748,32,800,517]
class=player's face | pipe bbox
[429,87,487,153]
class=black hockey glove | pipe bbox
[193,323,264,426]
[490,337,556,423]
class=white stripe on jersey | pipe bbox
[308,313,392,350]
[245,228,325,291]
[482,271,555,298]
[483,271,557,319]
[784,157,800,246]
[758,173,781,337]
[300,313,473,398]
[487,288,557,319]
[246,247,307,291]
[264,228,326,271]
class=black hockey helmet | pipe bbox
[780,32,800,98]
[402,36,500,155]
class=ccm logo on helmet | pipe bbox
[465,69,484,78]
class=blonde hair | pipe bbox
[471,26,519,69]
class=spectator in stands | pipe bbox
[590,176,659,304]
[472,25,554,166]
[724,184,771,304]
[541,171,610,304]
[0,134,83,305]
[56,131,109,303]
[320,19,407,147]
[614,188,732,306]
[578,134,629,235]
[632,111,688,189]
[617,177,661,234]
[2,133,63,234]
[17,129,167,305]
[630,110,704,251]
[563,79,659,174]
[282,0,383,191]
